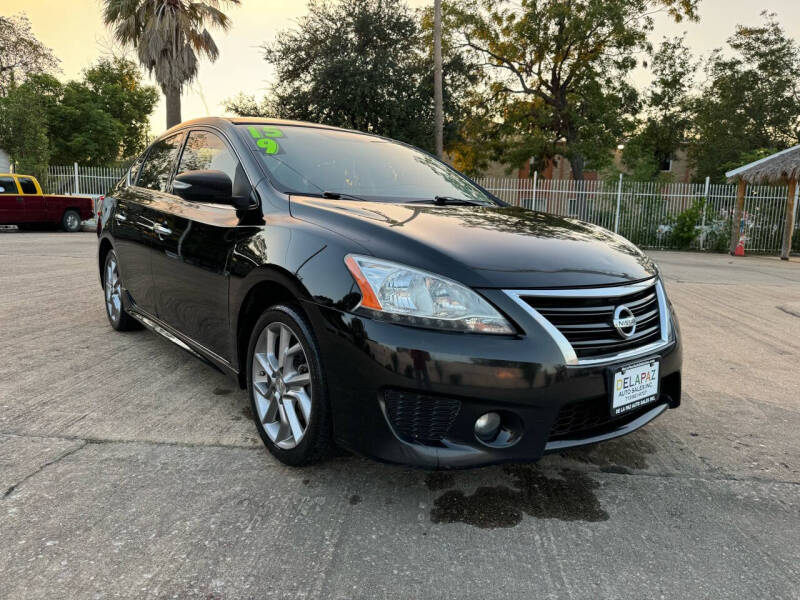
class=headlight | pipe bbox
[344,255,514,334]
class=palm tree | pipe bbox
[103,0,240,128]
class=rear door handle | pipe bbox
[115,213,127,222]
[153,224,172,236]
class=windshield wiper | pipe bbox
[432,196,490,206]
[322,190,365,201]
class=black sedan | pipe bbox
[97,117,681,468]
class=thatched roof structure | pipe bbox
[725,145,800,259]
[726,144,800,184]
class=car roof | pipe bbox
[159,116,364,140]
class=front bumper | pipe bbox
[303,287,682,469]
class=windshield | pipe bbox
[238,124,497,204]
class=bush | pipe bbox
[668,199,705,249]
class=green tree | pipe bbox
[689,12,800,182]
[103,0,239,128]
[48,81,124,166]
[226,0,478,154]
[0,14,59,96]
[46,59,158,165]
[81,58,159,158]
[0,75,57,179]
[0,57,156,172]
[450,0,698,179]
[622,36,697,180]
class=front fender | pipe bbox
[227,217,369,371]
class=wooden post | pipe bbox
[781,177,797,260]
[730,178,746,255]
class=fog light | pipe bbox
[474,412,501,442]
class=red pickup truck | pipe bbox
[0,173,95,232]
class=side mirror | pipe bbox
[173,170,235,204]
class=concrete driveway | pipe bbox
[1,232,798,599]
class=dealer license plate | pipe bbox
[611,359,660,416]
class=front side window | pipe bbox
[0,176,17,194]
[177,130,240,185]
[128,153,146,186]
[18,177,37,194]
[137,133,185,192]
[238,124,496,205]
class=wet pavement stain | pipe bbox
[425,471,455,491]
[349,494,362,505]
[213,387,233,396]
[430,466,609,529]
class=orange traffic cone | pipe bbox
[734,235,745,256]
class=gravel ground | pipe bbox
[1,231,798,599]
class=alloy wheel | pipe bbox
[65,213,79,231]
[252,322,313,449]
[105,256,122,323]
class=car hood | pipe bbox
[289,197,657,288]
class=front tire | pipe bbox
[103,249,139,331]
[62,210,81,232]
[247,305,331,466]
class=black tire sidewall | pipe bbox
[62,210,80,232]
[246,304,329,466]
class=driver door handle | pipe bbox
[115,212,127,222]
[153,223,172,236]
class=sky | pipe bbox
[4,0,800,134]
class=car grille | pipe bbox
[520,283,663,361]
[383,390,460,445]
[548,395,658,441]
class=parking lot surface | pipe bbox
[1,232,799,599]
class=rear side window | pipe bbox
[137,133,185,192]
[0,176,17,194]
[17,177,37,194]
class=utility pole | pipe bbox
[434,0,444,159]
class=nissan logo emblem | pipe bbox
[612,305,637,338]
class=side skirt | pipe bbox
[128,307,240,381]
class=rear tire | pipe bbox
[103,249,139,331]
[247,304,331,466]
[62,210,81,232]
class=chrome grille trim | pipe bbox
[505,278,673,366]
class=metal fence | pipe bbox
[39,165,798,253]
[45,164,127,197]
[477,175,800,253]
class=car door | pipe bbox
[148,128,246,361]
[16,176,45,221]
[113,134,186,316]
[0,176,22,224]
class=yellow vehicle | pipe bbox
[0,173,94,232]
